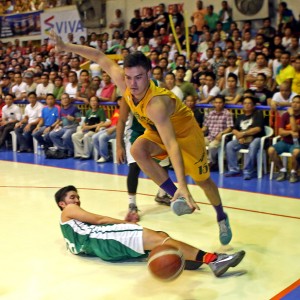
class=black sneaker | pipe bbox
[209,251,246,277]
[154,193,172,206]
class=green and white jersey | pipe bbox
[60,219,145,261]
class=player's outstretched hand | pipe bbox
[48,30,66,52]
[172,187,200,211]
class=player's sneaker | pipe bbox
[125,204,140,222]
[154,193,172,206]
[171,197,195,216]
[218,214,232,245]
[289,172,299,183]
[209,250,246,277]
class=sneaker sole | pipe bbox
[154,198,171,206]
[171,198,195,216]
[215,251,246,277]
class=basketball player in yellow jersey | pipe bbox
[49,31,232,245]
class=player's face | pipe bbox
[124,66,151,100]
[59,191,81,209]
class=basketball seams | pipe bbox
[148,249,185,281]
[147,249,183,263]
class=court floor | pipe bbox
[0,159,299,300]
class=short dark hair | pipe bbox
[257,73,267,81]
[205,71,216,81]
[28,91,37,97]
[214,95,226,103]
[124,51,151,72]
[55,185,77,210]
[227,72,238,82]
[242,95,257,105]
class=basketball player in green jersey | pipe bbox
[55,185,245,277]
[49,31,232,246]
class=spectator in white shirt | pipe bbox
[64,71,78,99]
[198,72,220,103]
[10,72,27,100]
[164,72,184,101]
[271,82,297,111]
[36,73,54,100]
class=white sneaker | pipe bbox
[97,157,107,163]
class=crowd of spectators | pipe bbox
[0,1,300,181]
[0,0,72,14]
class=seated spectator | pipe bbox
[198,72,220,104]
[164,72,183,101]
[1,74,13,96]
[225,51,244,88]
[211,47,225,75]
[202,94,233,170]
[215,65,226,91]
[287,36,300,62]
[173,54,192,82]
[36,73,55,100]
[61,64,71,86]
[32,94,59,149]
[0,94,21,148]
[281,27,292,48]
[270,47,282,83]
[221,73,244,104]
[243,51,256,76]
[93,98,121,163]
[260,18,276,44]
[70,57,81,78]
[234,40,248,61]
[251,34,265,54]
[49,93,81,157]
[241,30,256,52]
[175,65,198,100]
[10,71,27,100]
[137,37,150,54]
[245,53,272,89]
[271,82,297,111]
[268,95,300,183]
[225,96,265,180]
[96,71,116,102]
[23,71,37,95]
[275,51,295,89]
[251,73,273,106]
[184,95,204,127]
[292,56,300,95]
[53,76,64,100]
[72,96,107,159]
[151,66,164,87]
[76,70,94,104]
[5,0,14,13]
[64,71,78,99]
[14,92,43,153]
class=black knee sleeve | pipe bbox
[127,162,141,194]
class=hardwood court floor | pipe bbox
[0,160,299,300]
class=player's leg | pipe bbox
[155,157,172,206]
[125,162,141,222]
[130,137,177,197]
[195,177,232,245]
[142,228,245,277]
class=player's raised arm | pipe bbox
[48,30,126,93]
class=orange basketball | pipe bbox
[147,245,185,281]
